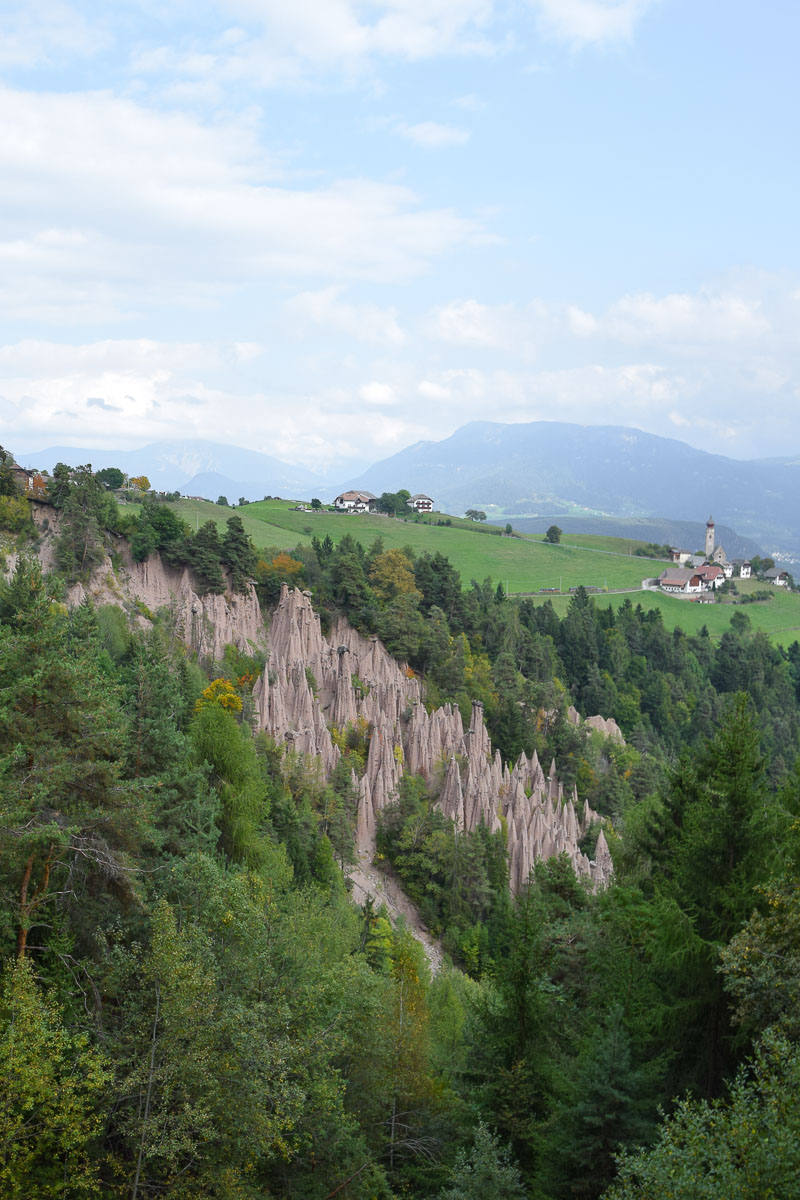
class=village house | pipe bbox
[693,563,725,589]
[764,567,790,586]
[658,568,705,595]
[333,490,378,513]
[408,493,434,513]
[8,463,48,497]
[9,463,35,492]
[732,559,752,578]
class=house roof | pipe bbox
[334,490,376,502]
[765,567,788,579]
[409,493,432,502]
[694,564,723,579]
[659,569,694,584]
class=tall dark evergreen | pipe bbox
[188,520,226,594]
[220,513,258,592]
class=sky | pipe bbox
[2,0,800,475]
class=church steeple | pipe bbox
[705,515,715,559]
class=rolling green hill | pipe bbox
[123,497,800,644]
[146,498,659,592]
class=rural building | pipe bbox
[408,494,434,512]
[693,563,725,589]
[333,490,377,513]
[764,567,790,586]
[732,559,752,578]
[658,569,704,594]
[9,463,35,491]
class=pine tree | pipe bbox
[549,1007,653,1200]
[220,514,257,593]
[188,521,226,594]
[0,559,142,959]
[647,694,782,1097]
[440,1122,527,1200]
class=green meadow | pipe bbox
[523,578,800,647]
[126,498,800,645]
[155,498,659,593]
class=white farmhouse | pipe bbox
[658,568,704,594]
[333,490,377,513]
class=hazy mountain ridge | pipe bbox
[17,439,335,500]
[343,421,800,557]
[17,422,800,558]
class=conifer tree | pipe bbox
[220,514,257,592]
[188,520,226,594]
[440,1122,527,1200]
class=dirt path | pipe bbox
[348,858,444,974]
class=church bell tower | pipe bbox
[705,515,715,559]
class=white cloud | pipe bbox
[0,339,258,374]
[394,120,471,148]
[359,381,397,406]
[0,1,108,68]
[418,379,453,400]
[427,298,545,351]
[0,86,481,319]
[0,339,268,450]
[428,299,515,347]
[286,287,406,344]
[417,361,684,419]
[0,337,427,472]
[569,289,771,344]
[3,329,799,469]
[530,0,658,47]
[220,0,496,64]
[132,0,498,94]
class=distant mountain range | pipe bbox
[17,440,334,503]
[343,421,800,560]
[17,422,800,562]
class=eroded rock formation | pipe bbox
[26,503,266,661]
[254,586,613,890]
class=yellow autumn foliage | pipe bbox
[194,677,243,715]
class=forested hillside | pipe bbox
[2,454,800,1198]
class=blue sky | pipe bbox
[2,0,799,474]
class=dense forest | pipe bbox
[2,454,800,1198]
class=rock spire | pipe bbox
[254,586,613,891]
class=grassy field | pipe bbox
[124,498,800,645]
[523,578,800,647]
[533,532,653,555]
[150,499,658,593]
